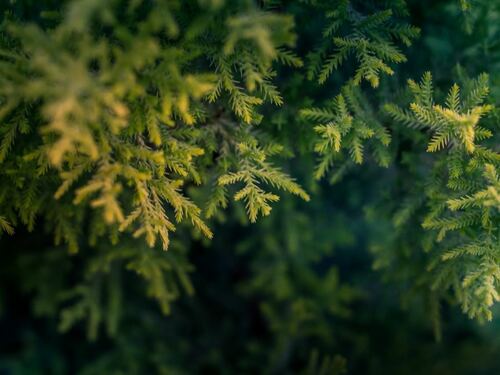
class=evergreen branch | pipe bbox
[0,215,14,235]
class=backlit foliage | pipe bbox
[1,0,499,373]
[0,0,307,251]
[385,72,499,321]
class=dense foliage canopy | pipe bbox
[0,0,499,373]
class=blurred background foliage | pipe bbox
[0,0,499,374]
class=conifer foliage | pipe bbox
[0,0,306,250]
[0,0,499,373]
[0,0,311,342]
[385,72,499,321]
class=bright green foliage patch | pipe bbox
[0,0,307,252]
[385,72,499,321]
[302,85,391,182]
